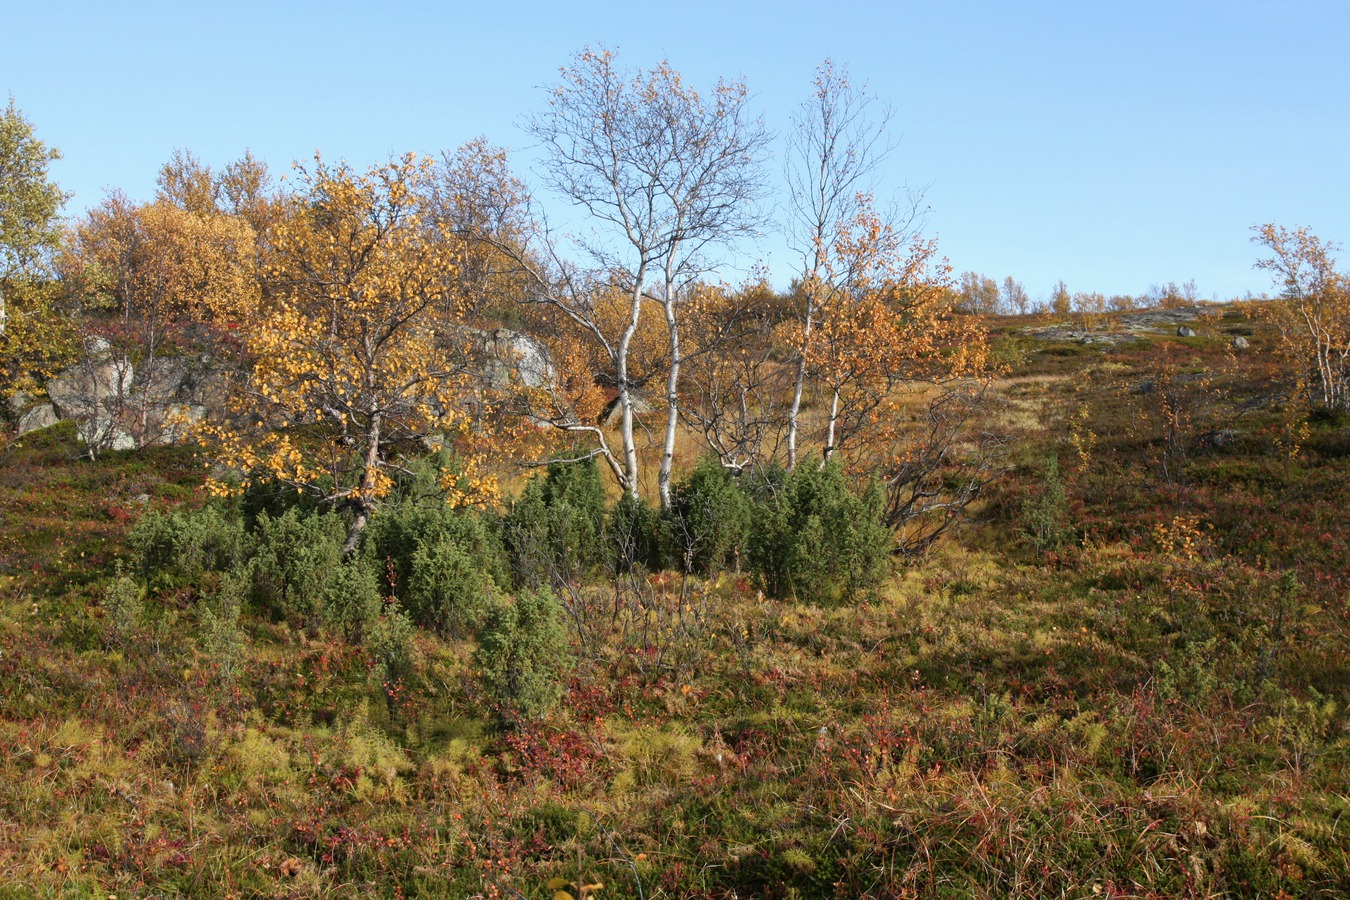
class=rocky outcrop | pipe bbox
[44,338,136,449]
[15,327,549,449]
[127,354,231,445]
[17,403,59,435]
[16,339,231,451]
[480,328,553,390]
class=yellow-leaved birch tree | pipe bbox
[205,155,495,554]
[1252,224,1350,413]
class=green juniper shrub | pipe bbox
[747,457,891,604]
[248,507,346,633]
[324,557,383,643]
[366,599,420,708]
[128,504,247,596]
[667,456,752,576]
[607,492,665,574]
[502,476,555,589]
[1021,455,1074,555]
[539,457,608,550]
[102,561,145,649]
[404,538,497,638]
[362,453,510,601]
[739,462,789,585]
[502,457,608,588]
[475,588,569,726]
[198,571,247,678]
[363,498,508,630]
[239,475,320,530]
[1254,569,1300,683]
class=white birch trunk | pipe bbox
[822,386,841,466]
[615,269,647,499]
[657,275,682,510]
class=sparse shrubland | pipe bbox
[1,306,1347,898]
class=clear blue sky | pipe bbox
[5,0,1347,301]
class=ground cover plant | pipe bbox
[1,304,1347,898]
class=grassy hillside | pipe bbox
[1,307,1347,898]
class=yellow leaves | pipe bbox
[439,453,501,510]
[196,153,524,537]
[366,468,394,501]
[546,876,604,900]
[0,279,77,390]
[1153,514,1210,565]
[69,195,261,327]
[1250,223,1350,412]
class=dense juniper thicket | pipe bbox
[128,450,897,708]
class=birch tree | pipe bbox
[783,59,901,471]
[0,99,66,337]
[525,47,769,506]
[204,155,497,554]
[0,100,70,396]
[65,192,257,450]
[1252,224,1350,412]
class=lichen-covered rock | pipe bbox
[17,403,58,434]
[481,328,553,390]
[47,357,133,422]
[33,345,231,450]
[7,391,33,417]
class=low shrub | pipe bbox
[607,492,665,574]
[249,507,347,633]
[667,457,752,575]
[102,562,145,648]
[747,458,891,604]
[1021,455,1074,554]
[325,558,383,643]
[128,504,247,595]
[405,539,496,638]
[475,588,569,726]
[503,457,608,588]
[363,454,509,600]
[366,600,420,688]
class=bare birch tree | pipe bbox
[526,47,769,506]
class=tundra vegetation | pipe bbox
[1,53,1349,898]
